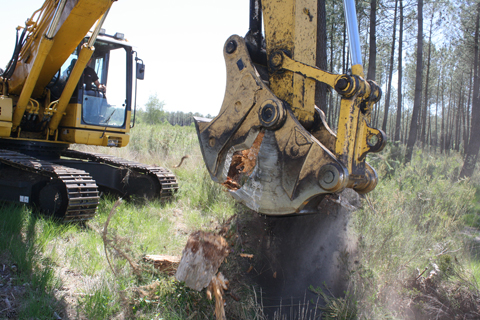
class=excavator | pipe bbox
[0,0,178,221]
[195,0,386,215]
[0,0,384,222]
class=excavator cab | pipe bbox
[54,34,139,148]
[79,36,129,128]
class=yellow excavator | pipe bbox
[195,0,386,214]
[0,0,177,221]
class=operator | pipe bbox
[83,58,106,96]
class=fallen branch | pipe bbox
[102,199,122,276]
[101,199,140,276]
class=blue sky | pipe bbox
[0,0,250,116]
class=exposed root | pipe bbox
[406,258,480,319]
[207,272,229,320]
[100,198,140,276]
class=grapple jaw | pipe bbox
[195,35,385,215]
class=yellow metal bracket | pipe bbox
[267,50,386,188]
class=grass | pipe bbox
[2,123,480,319]
[0,203,71,319]
[345,144,480,319]
[0,122,241,319]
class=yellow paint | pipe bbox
[0,96,13,137]
[59,128,129,147]
[12,37,54,131]
[9,0,113,97]
[351,64,365,78]
[335,98,361,173]
[262,0,317,126]
[280,52,340,87]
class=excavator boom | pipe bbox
[195,0,385,215]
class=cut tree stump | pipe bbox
[144,255,180,275]
[175,231,229,291]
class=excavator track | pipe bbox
[60,150,178,199]
[0,149,99,222]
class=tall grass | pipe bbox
[3,123,480,319]
[0,122,240,319]
[349,145,480,319]
[0,203,77,318]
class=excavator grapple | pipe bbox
[196,0,386,215]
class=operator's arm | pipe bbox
[94,80,106,93]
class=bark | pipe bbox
[382,0,398,134]
[367,0,377,81]
[404,109,409,144]
[455,89,462,152]
[434,62,442,150]
[440,77,445,153]
[420,12,434,147]
[343,22,347,73]
[460,3,480,178]
[394,0,404,143]
[464,68,473,154]
[405,0,424,163]
[463,93,468,154]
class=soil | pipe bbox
[0,188,360,319]
[222,189,361,318]
[0,253,24,320]
[0,250,89,320]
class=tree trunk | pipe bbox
[441,77,445,153]
[328,7,335,126]
[420,12,434,147]
[367,0,377,80]
[460,3,480,178]
[342,22,347,73]
[382,0,398,134]
[404,109,409,144]
[464,68,473,155]
[434,62,442,151]
[463,94,468,154]
[405,0,424,163]
[394,0,404,143]
[455,90,462,152]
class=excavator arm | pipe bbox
[195,0,386,215]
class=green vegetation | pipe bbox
[0,122,240,319]
[344,144,480,319]
[2,124,480,319]
[134,94,212,127]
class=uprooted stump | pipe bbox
[175,231,229,291]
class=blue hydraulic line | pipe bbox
[343,0,363,67]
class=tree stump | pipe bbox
[175,231,229,291]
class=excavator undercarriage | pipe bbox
[0,142,178,221]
